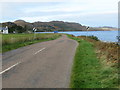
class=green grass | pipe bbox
[2,33,61,53]
[68,35,118,88]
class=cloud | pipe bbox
[24,6,86,13]
[19,14,74,22]
[19,10,117,22]
[0,0,119,3]
[21,0,118,16]
[19,11,117,27]
[80,11,118,16]
[0,0,68,2]
[0,0,119,27]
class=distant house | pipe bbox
[0,26,9,34]
[33,27,37,33]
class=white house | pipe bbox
[0,26,9,34]
[33,27,37,33]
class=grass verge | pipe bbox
[68,34,118,88]
[2,33,61,53]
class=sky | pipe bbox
[0,0,119,27]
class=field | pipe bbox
[1,33,61,53]
[68,35,119,88]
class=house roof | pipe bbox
[0,27,8,30]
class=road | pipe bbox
[2,35,78,88]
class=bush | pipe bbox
[87,35,100,41]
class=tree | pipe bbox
[8,25,24,33]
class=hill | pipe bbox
[88,27,117,31]
[1,20,88,33]
[1,20,117,33]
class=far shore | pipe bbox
[36,29,118,32]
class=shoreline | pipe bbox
[36,30,118,32]
[38,30,118,43]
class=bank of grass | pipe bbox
[68,35,118,88]
[2,33,61,53]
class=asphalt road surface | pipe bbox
[2,35,78,88]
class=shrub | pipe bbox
[87,35,100,41]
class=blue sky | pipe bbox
[0,0,119,27]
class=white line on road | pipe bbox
[0,62,21,74]
[1,48,46,74]
[34,47,46,55]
